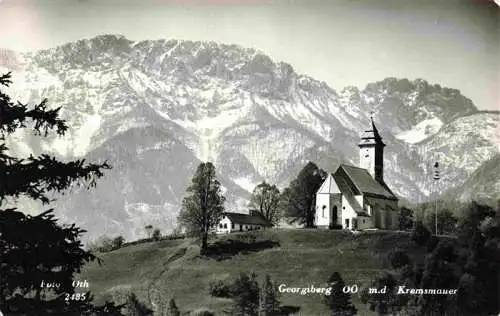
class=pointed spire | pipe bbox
[359,111,385,147]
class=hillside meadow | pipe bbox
[79,229,427,315]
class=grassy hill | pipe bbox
[80,229,427,315]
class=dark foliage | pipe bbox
[426,235,439,253]
[280,162,326,228]
[122,293,153,316]
[112,236,125,249]
[328,223,343,230]
[167,298,180,316]
[203,238,280,261]
[259,274,280,316]
[152,229,161,241]
[208,280,233,298]
[388,248,411,269]
[227,272,260,316]
[411,221,431,247]
[178,162,225,253]
[0,72,119,315]
[360,272,406,316]
[425,209,457,235]
[398,207,413,231]
[249,181,282,225]
[371,201,500,316]
[323,272,357,316]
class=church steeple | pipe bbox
[358,114,385,183]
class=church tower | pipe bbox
[358,117,385,183]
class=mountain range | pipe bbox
[1,35,498,241]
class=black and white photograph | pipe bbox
[0,0,499,315]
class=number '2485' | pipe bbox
[65,293,87,301]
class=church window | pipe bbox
[219,224,223,228]
[343,206,345,210]
[345,218,350,229]
[231,223,235,229]
[322,205,326,218]
[223,223,227,229]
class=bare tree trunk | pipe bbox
[201,232,208,253]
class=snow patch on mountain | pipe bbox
[233,177,257,193]
[396,117,443,143]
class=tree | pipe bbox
[324,272,356,316]
[112,235,125,249]
[259,275,280,316]
[398,207,413,231]
[145,225,153,239]
[411,221,431,247]
[167,298,180,316]
[0,72,118,314]
[122,293,153,316]
[360,273,403,316]
[249,181,281,225]
[282,162,326,228]
[178,162,225,253]
[388,248,411,269]
[229,272,260,316]
[425,209,457,235]
[152,228,161,241]
[454,202,499,315]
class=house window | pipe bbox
[223,223,227,229]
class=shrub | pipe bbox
[412,221,431,246]
[208,279,233,298]
[388,248,411,269]
[88,235,115,253]
[152,229,161,241]
[112,236,125,249]
[329,224,343,230]
[426,235,439,253]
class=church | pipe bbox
[315,118,399,230]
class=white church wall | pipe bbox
[341,196,358,229]
[315,193,331,228]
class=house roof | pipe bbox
[335,164,398,200]
[223,212,273,227]
[317,173,341,194]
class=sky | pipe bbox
[0,0,498,110]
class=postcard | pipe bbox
[0,0,498,315]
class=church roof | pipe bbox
[317,173,341,194]
[331,172,368,215]
[335,164,398,200]
[223,212,273,227]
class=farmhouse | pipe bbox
[315,118,399,230]
[216,211,273,234]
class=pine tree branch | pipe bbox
[1,154,111,205]
[0,72,67,137]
